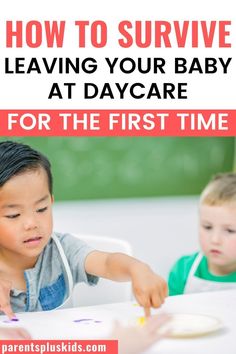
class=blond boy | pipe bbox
[168,173,236,295]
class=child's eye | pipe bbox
[226,228,236,234]
[202,225,212,230]
[5,214,20,219]
[37,206,48,213]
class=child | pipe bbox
[0,140,167,318]
[168,173,236,295]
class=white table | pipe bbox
[1,289,235,354]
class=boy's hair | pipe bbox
[200,172,236,206]
[0,140,53,194]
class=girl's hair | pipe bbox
[0,140,53,194]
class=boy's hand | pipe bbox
[85,251,167,315]
[130,264,167,316]
[0,327,31,339]
[0,278,16,319]
[111,314,171,354]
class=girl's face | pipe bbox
[199,203,236,275]
[0,168,53,268]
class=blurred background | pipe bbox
[0,137,234,278]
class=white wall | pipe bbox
[53,196,199,280]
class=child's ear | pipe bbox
[51,195,55,204]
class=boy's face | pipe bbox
[199,203,236,275]
[0,168,53,266]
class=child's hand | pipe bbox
[0,327,31,339]
[0,278,16,319]
[111,314,171,354]
[85,251,167,315]
[130,264,168,316]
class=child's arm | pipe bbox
[85,251,167,315]
[0,278,16,319]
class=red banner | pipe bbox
[0,110,235,136]
[0,340,118,354]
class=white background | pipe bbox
[0,0,235,109]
